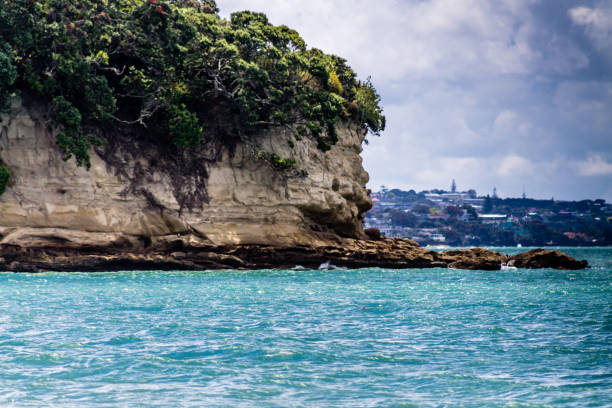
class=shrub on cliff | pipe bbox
[355,77,385,136]
[328,72,343,95]
[168,103,202,147]
[257,151,296,171]
[0,45,16,113]
[0,0,385,168]
[0,165,10,195]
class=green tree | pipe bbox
[483,195,493,213]
[0,0,384,171]
[354,77,386,136]
[0,165,10,195]
[168,104,202,147]
[0,45,16,112]
[445,205,463,218]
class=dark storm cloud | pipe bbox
[219,0,612,200]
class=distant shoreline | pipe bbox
[367,188,611,247]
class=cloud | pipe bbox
[413,156,485,188]
[575,154,612,176]
[497,155,535,176]
[220,0,588,82]
[219,0,612,201]
[569,3,612,55]
[493,110,519,131]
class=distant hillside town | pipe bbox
[364,181,612,247]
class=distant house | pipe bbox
[441,193,467,201]
[564,232,589,241]
[478,214,507,224]
[464,198,484,206]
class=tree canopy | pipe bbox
[0,0,385,168]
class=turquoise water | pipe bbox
[1,248,611,407]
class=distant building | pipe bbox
[425,192,470,203]
[464,198,484,206]
[366,186,610,246]
[563,232,589,241]
[441,192,467,201]
[478,214,507,224]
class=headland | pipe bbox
[0,1,587,271]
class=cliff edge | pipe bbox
[0,100,371,250]
[0,102,588,272]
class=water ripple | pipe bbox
[0,247,610,407]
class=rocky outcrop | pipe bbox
[0,238,589,272]
[0,99,371,249]
[0,100,589,272]
[509,249,589,270]
[439,248,508,271]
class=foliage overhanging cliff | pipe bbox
[0,0,385,170]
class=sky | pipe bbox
[218,0,612,201]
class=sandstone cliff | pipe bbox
[0,101,589,272]
[0,99,371,251]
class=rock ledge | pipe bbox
[0,238,589,272]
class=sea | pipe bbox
[1,247,610,407]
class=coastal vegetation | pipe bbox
[0,0,385,170]
[0,164,9,195]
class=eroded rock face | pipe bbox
[0,100,372,248]
[0,101,590,272]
